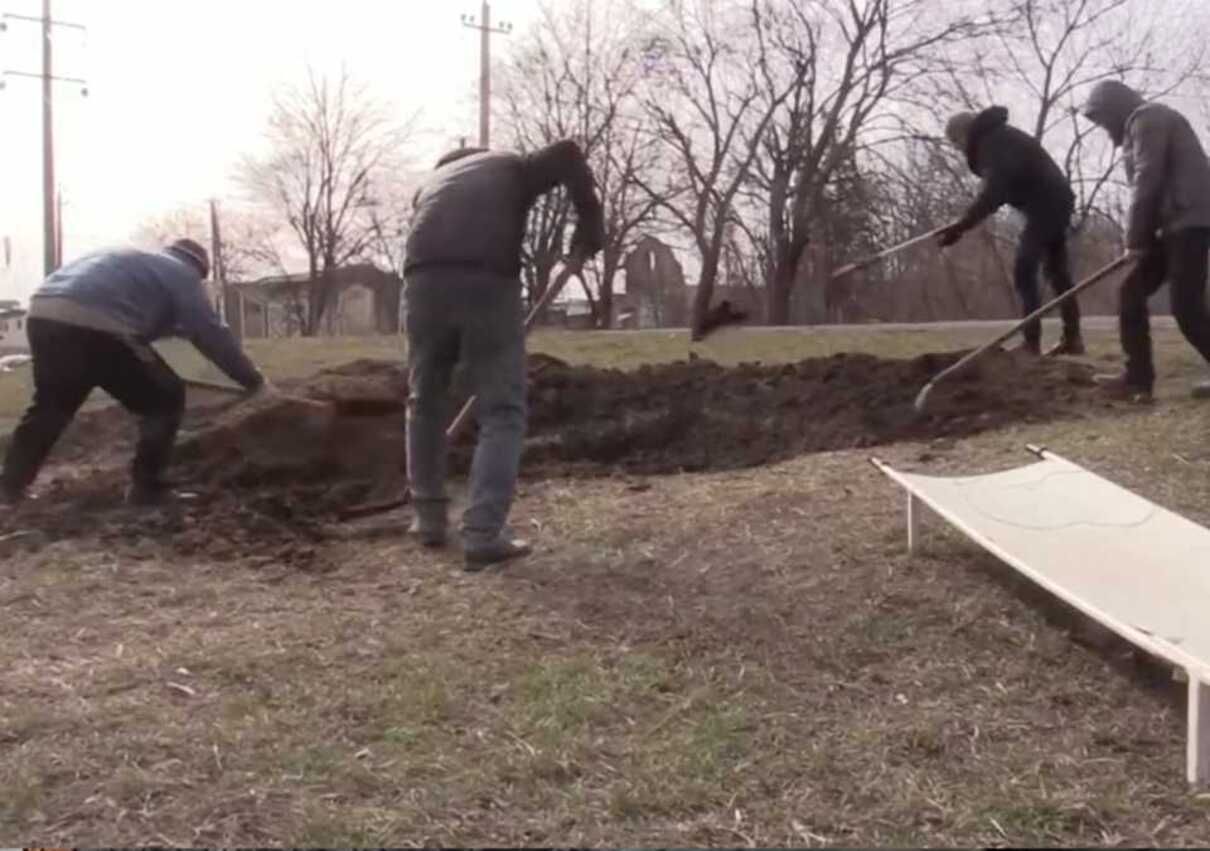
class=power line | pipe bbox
[0,3,88,276]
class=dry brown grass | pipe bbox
[4,323,1210,844]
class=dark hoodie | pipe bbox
[955,106,1074,233]
[1085,80,1210,249]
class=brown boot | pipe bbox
[1045,335,1086,357]
[1093,371,1153,404]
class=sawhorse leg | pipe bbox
[1188,673,1210,786]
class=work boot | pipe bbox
[408,515,447,548]
[1093,371,1153,404]
[464,535,532,572]
[1045,335,1086,357]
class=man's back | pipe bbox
[1123,101,1210,238]
[406,151,531,278]
[967,106,1073,218]
[405,140,604,280]
[31,247,262,390]
[36,248,199,338]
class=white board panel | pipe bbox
[874,450,1210,680]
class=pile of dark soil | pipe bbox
[0,348,1110,562]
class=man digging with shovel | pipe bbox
[937,106,1085,358]
[1082,80,1210,403]
[404,140,604,569]
[1,239,269,508]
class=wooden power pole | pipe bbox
[461,1,512,148]
[41,0,54,277]
[0,4,87,276]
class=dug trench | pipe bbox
[0,348,1120,569]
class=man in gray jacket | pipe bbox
[404,140,604,569]
[1,239,266,506]
[1082,80,1210,401]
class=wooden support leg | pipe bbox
[907,492,923,555]
[1187,673,1210,786]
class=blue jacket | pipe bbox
[31,248,263,389]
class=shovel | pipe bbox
[913,255,1132,414]
[830,224,954,280]
[183,378,329,410]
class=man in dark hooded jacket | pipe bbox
[1082,80,1210,402]
[937,106,1084,356]
[404,140,604,570]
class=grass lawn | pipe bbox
[4,320,1210,845]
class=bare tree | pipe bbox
[636,0,793,333]
[745,0,982,325]
[239,67,414,335]
[131,203,285,284]
[497,0,663,326]
[926,0,1208,230]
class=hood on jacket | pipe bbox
[944,111,977,150]
[1083,80,1145,147]
[964,106,1010,172]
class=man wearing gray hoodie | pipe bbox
[1,239,266,506]
[1082,80,1210,401]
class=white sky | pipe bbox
[0,0,547,302]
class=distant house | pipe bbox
[223,264,403,338]
[0,300,29,353]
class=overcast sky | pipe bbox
[0,0,548,301]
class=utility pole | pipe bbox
[54,187,63,267]
[41,0,53,276]
[460,1,511,148]
[209,199,229,326]
[1,5,88,277]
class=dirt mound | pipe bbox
[158,347,1105,483]
[1,348,1111,563]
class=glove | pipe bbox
[936,224,965,248]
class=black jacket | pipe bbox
[956,107,1075,233]
[405,140,605,278]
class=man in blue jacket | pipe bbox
[1,238,266,506]
[405,140,604,569]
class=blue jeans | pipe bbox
[404,269,526,546]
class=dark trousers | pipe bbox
[1014,215,1080,346]
[1120,227,1210,390]
[1,318,185,497]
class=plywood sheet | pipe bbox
[877,450,1210,677]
